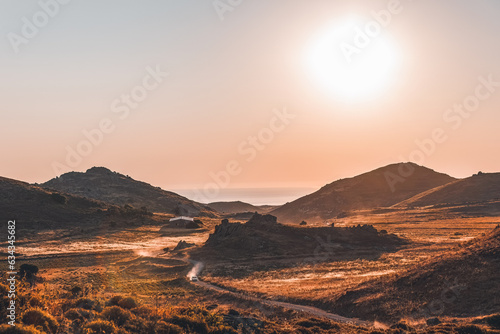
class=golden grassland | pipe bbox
[3,211,500,333]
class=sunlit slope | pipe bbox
[43,167,217,217]
[395,172,500,208]
[271,163,456,224]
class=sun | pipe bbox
[305,18,401,102]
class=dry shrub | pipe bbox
[456,324,487,334]
[106,295,123,306]
[153,321,183,334]
[21,308,58,334]
[83,320,117,334]
[102,306,135,326]
[170,314,209,334]
[484,314,500,329]
[295,317,340,331]
[131,305,156,319]
[117,297,137,310]
[27,296,44,308]
[0,325,42,334]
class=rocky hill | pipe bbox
[395,172,500,208]
[196,214,406,260]
[0,176,153,230]
[330,225,500,322]
[43,167,217,217]
[271,163,456,224]
[207,201,278,214]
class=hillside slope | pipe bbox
[43,167,217,217]
[395,172,500,208]
[0,176,151,230]
[271,163,456,224]
[330,226,500,322]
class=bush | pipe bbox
[70,286,82,297]
[170,315,209,334]
[106,295,123,306]
[27,296,44,308]
[83,320,117,334]
[19,264,39,280]
[102,306,135,326]
[485,314,500,329]
[154,321,183,334]
[0,325,42,334]
[50,192,67,204]
[74,298,100,311]
[64,308,98,325]
[457,325,487,334]
[21,308,58,334]
[131,305,155,319]
[117,297,137,310]
[295,317,340,330]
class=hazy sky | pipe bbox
[1,0,500,204]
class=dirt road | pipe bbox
[187,260,371,327]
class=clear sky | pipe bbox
[1,0,500,204]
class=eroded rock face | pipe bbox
[200,213,406,260]
[207,219,243,245]
[173,240,195,251]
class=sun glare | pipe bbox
[306,18,401,102]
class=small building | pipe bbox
[160,216,201,233]
[167,216,194,227]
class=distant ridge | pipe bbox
[271,163,456,224]
[43,167,217,217]
[207,201,278,214]
[395,172,500,208]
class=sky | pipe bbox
[1,0,500,205]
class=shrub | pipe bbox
[131,305,156,319]
[107,295,123,306]
[485,314,500,329]
[64,308,85,324]
[19,264,39,280]
[295,317,340,330]
[83,320,117,334]
[456,325,487,334]
[170,315,209,334]
[154,321,183,334]
[0,325,42,334]
[75,298,99,311]
[50,192,67,204]
[70,286,82,297]
[64,308,98,325]
[27,296,44,308]
[21,308,58,334]
[390,321,414,331]
[117,297,137,310]
[209,326,239,334]
[102,306,135,326]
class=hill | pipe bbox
[194,214,406,261]
[43,167,217,217]
[0,176,153,230]
[271,163,456,224]
[207,201,278,214]
[395,172,500,208]
[330,225,500,322]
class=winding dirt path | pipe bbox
[186,259,371,327]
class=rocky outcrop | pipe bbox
[43,167,217,217]
[173,240,195,251]
[198,214,406,260]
